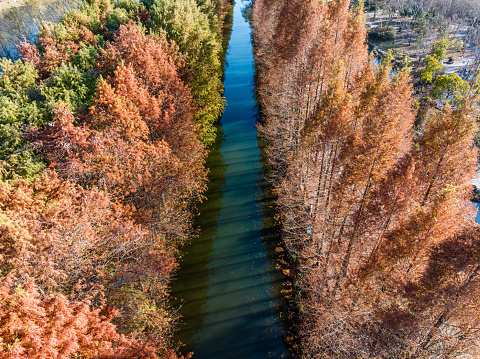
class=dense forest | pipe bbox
[0,0,232,357]
[3,0,480,357]
[253,0,480,357]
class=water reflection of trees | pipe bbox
[241,0,252,24]
[170,123,228,357]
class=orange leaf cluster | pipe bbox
[35,24,206,223]
[0,275,160,359]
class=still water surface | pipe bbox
[170,2,289,358]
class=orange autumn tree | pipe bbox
[0,275,160,359]
[35,23,206,245]
[355,98,480,358]
[253,0,368,181]
[253,0,480,357]
[0,170,179,349]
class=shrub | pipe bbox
[369,26,395,41]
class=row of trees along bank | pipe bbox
[0,0,233,357]
[253,0,480,357]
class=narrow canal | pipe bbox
[170,1,289,358]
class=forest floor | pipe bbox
[365,11,480,192]
[365,11,476,80]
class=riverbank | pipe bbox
[0,0,39,12]
[0,0,233,357]
[0,0,21,12]
[0,0,67,12]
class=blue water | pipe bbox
[170,2,289,358]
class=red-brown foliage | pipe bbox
[0,170,177,332]
[35,23,206,238]
[253,0,480,357]
[0,275,161,359]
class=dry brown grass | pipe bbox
[0,0,24,12]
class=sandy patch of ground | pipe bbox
[472,170,480,189]
[0,0,23,12]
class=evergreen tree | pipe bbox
[149,0,225,143]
